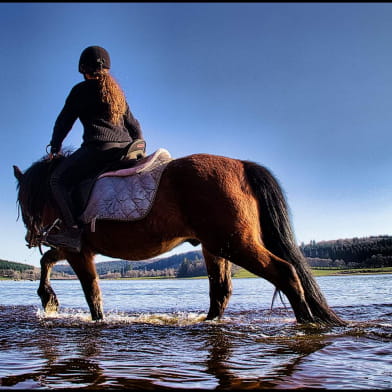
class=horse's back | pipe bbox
[166,153,246,187]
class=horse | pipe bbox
[13,152,345,326]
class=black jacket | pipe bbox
[50,79,143,152]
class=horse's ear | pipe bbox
[13,165,23,181]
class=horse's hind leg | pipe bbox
[203,248,233,320]
[37,248,63,313]
[66,250,103,321]
[228,242,315,324]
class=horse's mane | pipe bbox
[16,153,70,222]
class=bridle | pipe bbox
[16,155,63,254]
[22,210,61,255]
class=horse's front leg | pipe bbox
[203,247,233,320]
[66,250,103,321]
[37,248,63,313]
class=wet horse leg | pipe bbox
[37,248,63,313]
[66,250,103,321]
[203,248,233,320]
[228,242,315,323]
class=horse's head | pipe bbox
[13,157,62,248]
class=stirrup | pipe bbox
[45,230,82,253]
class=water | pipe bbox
[0,275,391,390]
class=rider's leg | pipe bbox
[46,144,128,252]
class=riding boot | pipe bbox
[46,225,82,253]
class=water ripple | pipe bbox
[0,276,391,390]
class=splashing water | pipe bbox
[0,275,391,390]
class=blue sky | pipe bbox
[1,3,392,267]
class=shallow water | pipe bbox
[0,275,391,390]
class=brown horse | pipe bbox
[13,152,345,326]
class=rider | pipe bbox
[46,45,144,253]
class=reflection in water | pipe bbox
[0,276,391,390]
[0,308,105,389]
[203,321,335,390]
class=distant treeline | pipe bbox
[2,235,392,279]
[52,251,207,278]
[0,259,39,280]
[176,255,206,278]
[300,235,392,268]
[0,259,35,271]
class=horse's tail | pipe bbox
[243,160,345,326]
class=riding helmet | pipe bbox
[78,45,111,74]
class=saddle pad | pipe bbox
[79,149,172,230]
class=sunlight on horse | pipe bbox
[13,151,345,326]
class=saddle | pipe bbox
[76,147,173,230]
[71,139,147,215]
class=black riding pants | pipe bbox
[49,143,128,228]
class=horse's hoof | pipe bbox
[44,301,59,314]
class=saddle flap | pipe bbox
[72,148,170,216]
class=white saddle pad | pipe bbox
[79,149,172,231]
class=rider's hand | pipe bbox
[46,144,59,160]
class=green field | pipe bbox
[232,267,392,278]
[310,266,392,276]
[2,267,392,281]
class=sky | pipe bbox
[1,2,392,267]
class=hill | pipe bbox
[0,258,39,280]
[53,259,153,277]
[2,235,392,279]
[52,250,206,278]
[300,235,392,268]
[52,235,392,277]
[0,259,35,271]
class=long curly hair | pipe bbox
[91,69,127,125]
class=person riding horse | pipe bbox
[46,45,144,253]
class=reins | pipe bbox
[16,155,66,254]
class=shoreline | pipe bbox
[232,267,392,279]
[2,268,392,281]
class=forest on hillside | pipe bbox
[51,251,207,279]
[1,235,391,279]
[53,235,392,277]
[300,235,392,268]
[0,259,40,280]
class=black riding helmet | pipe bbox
[78,45,111,74]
